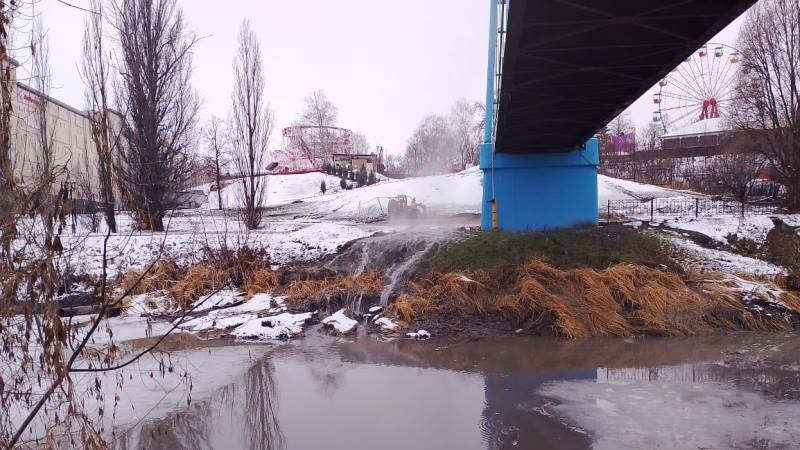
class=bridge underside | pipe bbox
[483,0,757,231]
[495,0,758,154]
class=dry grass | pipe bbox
[283,272,383,309]
[244,268,281,298]
[405,270,492,316]
[384,259,800,338]
[117,247,282,309]
[119,260,180,295]
[169,264,230,309]
[385,294,435,322]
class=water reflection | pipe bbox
[125,331,800,450]
[243,360,284,450]
[117,359,284,450]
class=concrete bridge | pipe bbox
[481,0,757,230]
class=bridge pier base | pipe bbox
[480,139,599,231]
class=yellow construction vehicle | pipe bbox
[387,195,427,219]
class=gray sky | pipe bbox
[24,0,489,156]
[22,0,745,155]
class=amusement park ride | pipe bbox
[481,0,757,231]
[652,43,741,134]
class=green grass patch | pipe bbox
[433,225,673,273]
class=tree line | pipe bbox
[598,0,800,211]
[387,99,484,177]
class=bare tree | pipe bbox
[404,114,456,176]
[112,0,199,231]
[384,153,406,176]
[351,131,370,154]
[732,0,800,210]
[638,122,663,152]
[82,0,118,233]
[230,20,273,230]
[0,1,15,259]
[449,98,482,170]
[203,115,230,211]
[707,137,766,206]
[290,90,338,166]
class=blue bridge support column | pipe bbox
[480,140,599,231]
[479,0,598,231]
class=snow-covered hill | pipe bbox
[205,167,700,220]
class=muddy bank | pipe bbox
[280,226,800,339]
[97,225,800,342]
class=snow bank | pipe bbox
[65,216,373,277]
[321,308,358,335]
[179,292,276,333]
[299,169,698,220]
[374,317,400,332]
[231,312,314,340]
[662,233,784,277]
[406,330,430,339]
[661,215,800,244]
[598,175,697,202]
[207,172,347,209]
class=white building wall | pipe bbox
[7,61,110,198]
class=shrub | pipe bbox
[358,166,368,187]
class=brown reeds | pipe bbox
[385,294,435,322]
[403,270,492,316]
[284,272,383,309]
[384,259,800,338]
[119,260,180,295]
[170,264,230,309]
[244,267,280,298]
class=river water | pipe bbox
[114,330,800,449]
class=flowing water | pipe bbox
[114,330,800,450]
[324,221,466,309]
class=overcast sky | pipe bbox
[21,0,488,156]
[20,0,745,155]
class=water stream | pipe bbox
[114,331,800,450]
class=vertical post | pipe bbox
[650,198,654,223]
[483,0,498,147]
[607,199,611,221]
[480,0,499,231]
[695,198,699,218]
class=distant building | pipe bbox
[332,153,380,173]
[5,59,124,198]
[659,117,728,155]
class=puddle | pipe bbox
[113,331,800,449]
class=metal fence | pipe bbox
[606,197,784,221]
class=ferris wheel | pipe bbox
[652,43,740,133]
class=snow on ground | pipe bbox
[205,168,683,221]
[539,373,800,450]
[61,213,373,277]
[178,291,280,332]
[374,317,400,332]
[662,232,784,277]
[598,174,699,202]
[206,172,348,210]
[659,214,800,244]
[406,330,431,339]
[231,311,314,340]
[321,308,358,335]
